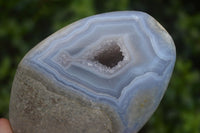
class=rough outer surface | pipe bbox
[9,11,176,133]
[9,65,122,133]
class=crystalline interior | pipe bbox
[93,41,124,68]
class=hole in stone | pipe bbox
[93,42,124,68]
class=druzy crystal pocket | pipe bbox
[9,11,176,133]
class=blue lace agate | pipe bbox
[26,11,176,133]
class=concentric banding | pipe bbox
[24,11,176,132]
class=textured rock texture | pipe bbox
[9,11,176,133]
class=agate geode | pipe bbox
[9,11,176,133]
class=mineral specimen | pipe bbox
[9,11,176,133]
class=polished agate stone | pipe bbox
[9,11,176,133]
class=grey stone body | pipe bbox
[9,11,176,133]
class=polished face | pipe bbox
[18,11,176,133]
